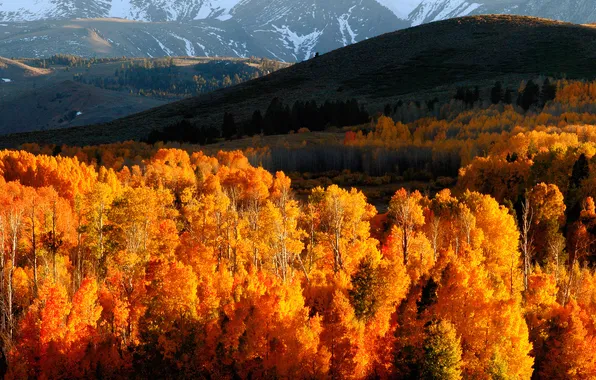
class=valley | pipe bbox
[0,54,288,133]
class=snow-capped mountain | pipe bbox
[4,0,596,24]
[0,0,415,22]
[1,0,596,61]
[230,0,409,61]
[407,0,596,26]
[0,0,408,61]
[409,0,484,26]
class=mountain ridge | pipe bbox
[3,0,596,61]
[4,0,596,24]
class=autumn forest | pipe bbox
[2,79,596,379]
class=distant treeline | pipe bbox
[145,97,370,144]
[145,120,220,146]
[454,79,556,110]
[245,145,458,179]
[72,58,275,99]
[383,78,559,124]
[25,54,125,68]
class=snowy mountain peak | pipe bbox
[410,0,482,26]
[374,0,422,19]
[3,0,596,62]
[0,0,243,22]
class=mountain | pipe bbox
[0,0,406,23]
[2,0,596,61]
[4,15,596,147]
[0,0,407,61]
[0,0,242,22]
[408,0,596,26]
[0,19,270,59]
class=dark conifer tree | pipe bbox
[517,80,540,111]
[567,153,591,222]
[491,81,503,104]
[454,87,466,102]
[540,78,557,106]
[384,103,392,117]
[504,88,513,104]
[249,110,263,136]
[222,112,237,139]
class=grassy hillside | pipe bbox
[0,80,166,134]
[4,15,596,147]
[0,57,50,78]
[0,56,288,133]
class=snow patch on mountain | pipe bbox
[338,5,358,46]
[374,0,422,19]
[148,34,175,56]
[432,0,480,20]
[194,0,242,21]
[170,32,196,56]
[0,0,55,21]
[109,0,133,18]
[271,25,323,61]
[411,0,481,26]
[1,0,55,14]
[459,2,481,17]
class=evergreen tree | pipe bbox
[517,80,540,111]
[264,97,291,135]
[504,88,513,104]
[384,103,393,117]
[473,86,480,104]
[491,81,503,104]
[454,88,466,102]
[348,258,381,321]
[417,277,438,313]
[422,320,463,380]
[222,112,237,139]
[249,110,264,136]
[570,153,590,190]
[540,78,557,106]
[567,153,591,222]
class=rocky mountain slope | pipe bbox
[0,19,269,59]
[408,0,596,25]
[3,0,595,61]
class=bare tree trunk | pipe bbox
[51,200,58,281]
[430,216,440,262]
[75,204,83,291]
[563,258,574,307]
[562,232,591,306]
[8,210,22,339]
[99,202,104,270]
[0,217,6,334]
[520,197,533,292]
[30,202,38,297]
[402,223,409,264]
[547,236,564,286]
[296,254,310,285]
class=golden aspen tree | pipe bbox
[388,189,425,265]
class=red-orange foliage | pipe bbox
[2,128,596,379]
